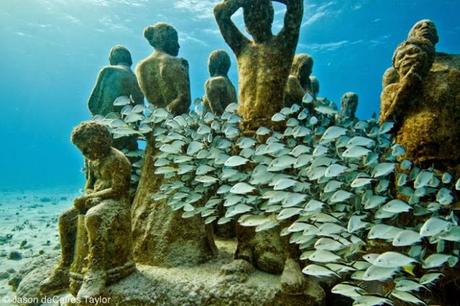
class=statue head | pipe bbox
[208,50,231,77]
[109,45,133,66]
[408,19,439,46]
[71,121,112,161]
[291,54,313,85]
[341,92,358,119]
[243,0,274,43]
[392,38,435,78]
[309,76,319,98]
[144,23,180,56]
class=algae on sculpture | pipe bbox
[203,50,237,116]
[214,0,303,130]
[132,22,216,267]
[380,20,460,172]
[285,54,314,107]
[88,45,144,152]
[40,121,134,299]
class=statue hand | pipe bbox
[74,196,88,213]
[86,197,102,209]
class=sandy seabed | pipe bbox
[0,188,79,305]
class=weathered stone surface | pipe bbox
[88,45,144,117]
[214,0,303,130]
[132,23,215,267]
[136,23,191,115]
[14,241,326,306]
[39,121,133,300]
[340,92,358,120]
[380,20,460,172]
[203,50,237,115]
[285,53,314,106]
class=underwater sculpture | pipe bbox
[40,121,133,299]
[136,23,191,116]
[132,22,216,267]
[214,0,312,294]
[87,45,144,152]
[88,45,144,117]
[202,50,237,115]
[380,21,460,172]
[340,92,358,120]
[309,75,320,99]
[285,54,314,107]
[214,0,303,130]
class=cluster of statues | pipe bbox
[36,0,459,301]
[380,19,460,173]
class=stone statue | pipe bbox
[213,0,313,295]
[88,45,144,116]
[382,19,439,89]
[309,76,320,99]
[132,23,216,267]
[380,24,460,172]
[214,0,303,130]
[203,50,237,115]
[340,92,358,119]
[40,121,133,299]
[88,45,144,152]
[285,54,314,106]
[136,23,191,115]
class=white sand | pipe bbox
[0,189,79,304]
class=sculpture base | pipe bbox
[14,240,326,306]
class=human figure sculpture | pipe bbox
[203,50,237,115]
[340,92,358,119]
[136,23,191,115]
[380,29,460,172]
[309,76,320,99]
[40,121,133,299]
[88,45,144,152]
[382,20,439,89]
[132,23,216,267]
[214,0,303,130]
[214,1,310,293]
[285,54,314,107]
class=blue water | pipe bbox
[1,0,459,190]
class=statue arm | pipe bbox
[85,155,131,203]
[214,0,249,55]
[166,59,191,115]
[84,159,95,192]
[88,68,109,116]
[132,81,145,106]
[277,0,303,43]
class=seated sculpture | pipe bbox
[88,45,144,151]
[40,121,133,300]
[132,23,216,266]
[136,23,191,115]
[203,50,237,115]
[285,54,314,106]
[382,19,439,89]
[380,26,460,172]
[214,0,303,130]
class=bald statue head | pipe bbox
[109,45,133,66]
[144,22,180,56]
[243,0,274,43]
[208,50,231,77]
[408,19,439,46]
[341,92,358,119]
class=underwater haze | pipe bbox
[1,0,459,190]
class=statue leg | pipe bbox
[78,200,124,300]
[40,208,79,294]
